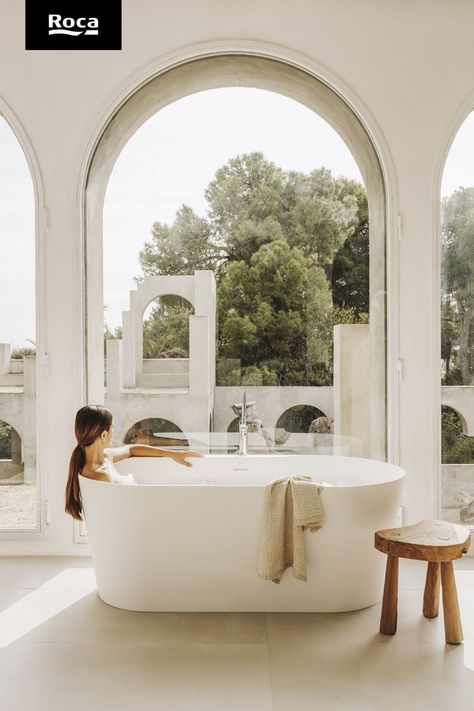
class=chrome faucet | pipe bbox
[238,391,248,455]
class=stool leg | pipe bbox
[441,561,463,644]
[423,562,440,618]
[380,555,399,635]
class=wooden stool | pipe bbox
[374,519,471,644]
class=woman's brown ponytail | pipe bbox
[65,405,113,521]
[65,444,85,521]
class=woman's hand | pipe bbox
[169,450,204,467]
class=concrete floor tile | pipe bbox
[0,556,94,589]
[0,640,274,711]
[0,587,267,645]
[1,555,474,711]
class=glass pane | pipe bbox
[441,112,474,523]
[103,88,384,460]
[0,117,36,529]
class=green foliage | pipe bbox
[0,420,12,459]
[216,358,241,386]
[139,205,219,278]
[204,152,286,257]
[333,306,369,325]
[11,346,36,359]
[442,406,474,464]
[441,188,474,384]
[216,239,333,385]
[136,152,369,385]
[142,295,193,358]
[332,178,369,316]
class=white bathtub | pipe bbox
[78,454,405,612]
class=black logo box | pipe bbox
[25,0,122,50]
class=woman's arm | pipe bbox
[130,444,185,458]
[105,444,204,467]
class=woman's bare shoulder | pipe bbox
[80,465,113,483]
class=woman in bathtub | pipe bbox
[65,404,203,521]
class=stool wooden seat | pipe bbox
[374,519,471,644]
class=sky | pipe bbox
[102,88,363,330]
[1,88,473,346]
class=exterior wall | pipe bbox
[442,464,474,524]
[1,0,473,552]
[214,386,334,433]
[333,324,371,459]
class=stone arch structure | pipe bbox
[0,418,22,468]
[441,404,467,433]
[123,416,184,444]
[227,417,239,433]
[441,391,473,435]
[120,274,213,389]
[0,402,23,441]
[142,292,194,347]
[85,53,387,458]
[105,271,215,436]
[276,404,327,433]
[214,386,335,434]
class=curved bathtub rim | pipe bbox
[78,455,406,490]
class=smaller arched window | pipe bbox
[276,405,327,433]
[441,406,473,464]
[0,420,22,476]
[123,417,187,447]
[142,295,194,359]
[227,417,240,433]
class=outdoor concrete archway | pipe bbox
[227,416,239,433]
[0,419,23,481]
[123,416,184,445]
[442,404,468,436]
[276,404,327,433]
[141,293,194,360]
[0,419,22,457]
[84,53,387,458]
[141,293,194,322]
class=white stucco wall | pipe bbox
[0,0,471,553]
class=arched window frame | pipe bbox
[0,100,47,541]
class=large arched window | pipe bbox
[87,56,386,460]
[0,116,36,530]
[441,112,474,523]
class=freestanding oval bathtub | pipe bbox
[79,454,405,612]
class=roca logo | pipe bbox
[25,1,121,50]
[48,14,99,37]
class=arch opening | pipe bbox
[123,417,188,447]
[276,404,327,433]
[142,295,194,359]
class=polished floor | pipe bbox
[1,556,474,710]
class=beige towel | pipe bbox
[257,475,325,583]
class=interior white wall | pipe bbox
[0,0,471,554]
